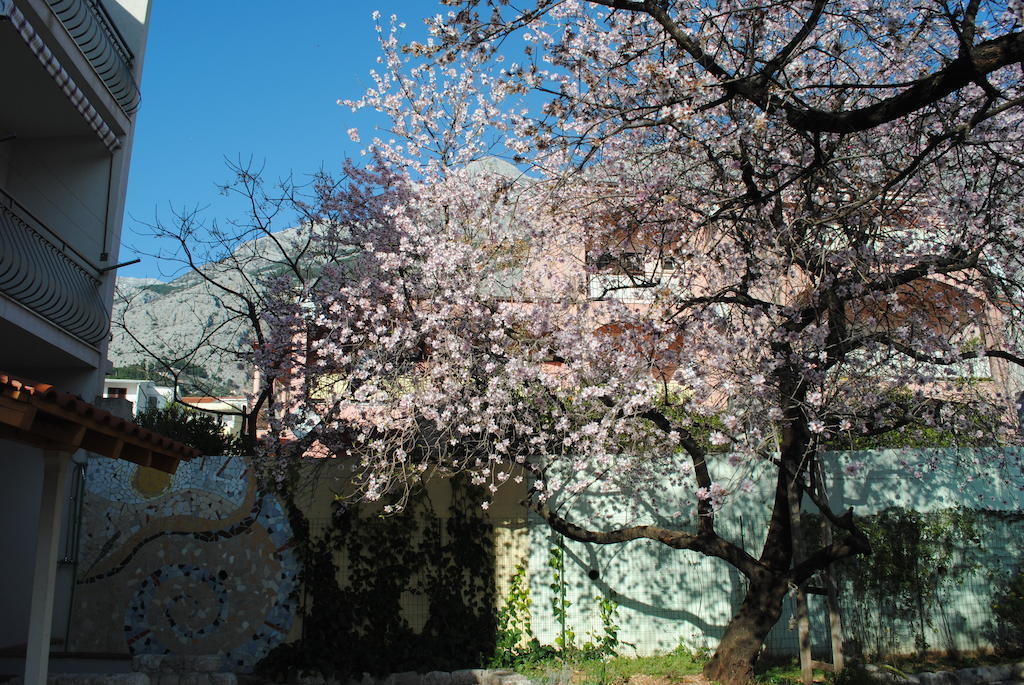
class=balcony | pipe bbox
[46,0,140,115]
[0,188,109,347]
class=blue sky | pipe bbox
[120,1,444,279]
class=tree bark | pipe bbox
[703,574,791,685]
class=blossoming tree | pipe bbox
[257,2,1024,682]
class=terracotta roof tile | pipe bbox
[0,372,201,472]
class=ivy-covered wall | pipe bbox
[71,447,1022,673]
[258,462,530,680]
[73,456,531,677]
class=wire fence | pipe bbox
[297,506,1021,665]
[519,508,1023,662]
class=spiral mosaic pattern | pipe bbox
[71,456,299,671]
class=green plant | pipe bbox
[134,403,253,455]
[820,388,1003,450]
[549,543,576,651]
[516,645,706,684]
[257,475,497,680]
[991,565,1024,649]
[494,563,536,667]
[834,507,981,657]
[592,596,620,656]
[493,541,622,669]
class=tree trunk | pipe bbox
[703,575,791,685]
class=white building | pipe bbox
[102,378,170,416]
[0,2,197,683]
[180,395,249,435]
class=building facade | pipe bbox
[102,378,170,416]
[0,1,156,681]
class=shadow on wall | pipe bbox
[525,448,1024,660]
[526,499,751,657]
[69,455,299,672]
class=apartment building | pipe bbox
[0,2,199,683]
[102,377,171,415]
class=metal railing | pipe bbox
[47,0,140,114]
[0,188,110,346]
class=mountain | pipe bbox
[110,227,315,396]
[109,159,522,395]
[111,275,251,395]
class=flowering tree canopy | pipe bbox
[256,2,1024,682]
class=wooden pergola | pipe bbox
[0,373,200,685]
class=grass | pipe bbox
[753,661,829,685]
[510,650,1024,685]
[513,645,707,684]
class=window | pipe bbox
[107,387,127,399]
[586,251,644,274]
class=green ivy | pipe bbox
[134,404,252,455]
[493,563,535,667]
[991,565,1024,649]
[492,538,621,669]
[549,543,576,651]
[257,475,496,680]
[834,507,981,656]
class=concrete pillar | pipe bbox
[23,450,71,685]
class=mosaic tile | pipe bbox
[71,455,300,671]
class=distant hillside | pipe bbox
[110,227,315,396]
[109,159,520,395]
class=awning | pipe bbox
[0,373,200,473]
[0,0,122,151]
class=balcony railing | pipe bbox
[0,189,110,347]
[47,0,140,114]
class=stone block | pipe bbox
[423,671,452,685]
[482,671,515,685]
[134,654,166,673]
[495,675,532,685]
[158,674,181,685]
[124,675,152,685]
[386,672,422,685]
[972,666,1010,682]
[193,655,223,673]
[451,670,489,685]
[348,672,376,685]
[953,668,984,685]
[917,672,956,685]
[161,657,183,674]
[209,675,238,685]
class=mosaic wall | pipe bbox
[70,455,299,671]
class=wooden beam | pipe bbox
[148,452,180,475]
[120,442,152,467]
[80,430,123,460]
[27,414,86,450]
[4,397,186,469]
[0,395,37,430]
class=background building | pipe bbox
[102,378,171,416]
